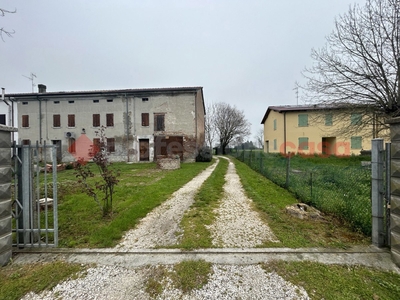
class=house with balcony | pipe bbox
[6,85,205,163]
[260,105,385,156]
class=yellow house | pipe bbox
[260,105,382,156]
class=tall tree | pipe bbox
[302,0,400,136]
[254,128,264,149]
[1,8,16,41]
[204,102,217,149]
[214,102,251,154]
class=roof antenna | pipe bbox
[22,72,37,92]
[293,81,299,105]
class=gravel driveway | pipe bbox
[22,157,310,300]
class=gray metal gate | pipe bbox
[11,141,58,248]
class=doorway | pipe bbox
[139,139,150,161]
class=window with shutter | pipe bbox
[154,114,165,131]
[22,115,29,128]
[53,115,61,127]
[298,114,308,127]
[142,113,149,126]
[351,136,362,149]
[298,137,309,150]
[106,114,114,127]
[107,138,115,153]
[93,114,100,127]
[351,113,362,125]
[68,114,75,127]
[325,114,333,126]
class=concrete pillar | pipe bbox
[0,125,15,266]
[388,117,400,267]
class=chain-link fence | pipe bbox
[232,150,372,236]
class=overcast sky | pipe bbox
[1,0,363,141]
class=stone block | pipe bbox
[391,230,400,253]
[392,248,400,268]
[391,177,400,196]
[0,233,11,267]
[0,200,11,220]
[391,195,400,216]
[0,167,11,185]
[391,160,400,177]
[0,149,11,166]
[0,216,11,233]
[0,131,12,148]
[391,213,400,234]
[0,183,10,201]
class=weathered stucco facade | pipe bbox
[7,86,205,163]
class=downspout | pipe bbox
[284,112,287,154]
[195,92,198,156]
[125,93,129,162]
[37,96,42,144]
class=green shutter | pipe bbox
[325,114,333,126]
[298,137,309,150]
[351,113,362,125]
[273,119,277,130]
[351,136,362,149]
[273,139,277,150]
[298,114,308,127]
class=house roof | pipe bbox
[5,86,203,98]
[260,105,322,124]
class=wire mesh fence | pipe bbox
[232,149,372,236]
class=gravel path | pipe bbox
[21,158,310,299]
[208,157,279,247]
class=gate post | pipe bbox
[371,139,385,247]
[387,117,400,267]
[0,126,16,266]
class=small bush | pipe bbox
[196,147,213,162]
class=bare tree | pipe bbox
[301,0,400,136]
[204,102,217,149]
[214,102,251,154]
[1,7,16,41]
[254,128,264,149]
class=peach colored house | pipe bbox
[261,105,383,156]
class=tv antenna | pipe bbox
[22,73,37,92]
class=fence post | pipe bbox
[285,153,291,188]
[371,138,385,247]
[385,142,391,247]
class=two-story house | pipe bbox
[261,105,384,156]
[6,85,205,163]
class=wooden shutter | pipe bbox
[53,114,61,127]
[154,114,165,131]
[142,113,149,126]
[22,115,29,127]
[106,114,114,127]
[68,114,75,127]
[107,138,115,153]
[93,114,100,127]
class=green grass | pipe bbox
[177,158,229,249]
[0,262,85,300]
[56,161,213,248]
[263,261,400,300]
[232,157,369,248]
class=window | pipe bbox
[107,138,115,153]
[142,98,149,102]
[53,114,61,127]
[273,119,277,130]
[298,137,309,150]
[93,100,99,103]
[68,114,75,127]
[154,114,165,131]
[106,114,114,127]
[351,136,362,149]
[351,113,362,125]
[0,114,5,125]
[22,102,28,105]
[142,113,149,126]
[107,99,113,103]
[22,139,30,145]
[273,139,277,150]
[68,100,75,104]
[298,114,308,127]
[325,114,333,126]
[93,114,100,127]
[22,115,29,128]
[53,101,60,104]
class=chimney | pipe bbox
[38,84,47,93]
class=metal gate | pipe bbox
[11,141,58,248]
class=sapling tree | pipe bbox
[75,126,119,217]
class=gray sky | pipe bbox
[1,0,363,141]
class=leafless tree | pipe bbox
[301,0,400,137]
[204,102,217,149]
[254,128,264,149]
[1,7,16,41]
[214,102,251,154]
